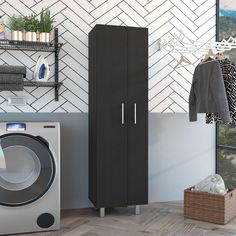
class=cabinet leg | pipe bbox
[135,205,140,215]
[100,208,105,217]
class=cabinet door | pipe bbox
[96,25,128,207]
[127,27,148,205]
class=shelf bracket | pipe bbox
[54,28,60,101]
[55,82,62,101]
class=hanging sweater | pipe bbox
[189,58,231,123]
[206,59,236,124]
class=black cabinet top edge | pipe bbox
[90,24,148,34]
[92,24,148,30]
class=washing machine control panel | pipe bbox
[6,123,26,132]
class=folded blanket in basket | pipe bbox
[0,65,26,76]
[0,74,23,91]
[193,174,227,195]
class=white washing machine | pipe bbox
[0,122,60,235]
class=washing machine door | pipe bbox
[0,133,55,206]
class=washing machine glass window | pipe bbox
[0,133,55,206]
[0,145,41,191]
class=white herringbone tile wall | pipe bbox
[0,0,216,113]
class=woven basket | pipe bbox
[184,187,236,224]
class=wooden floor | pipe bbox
[20,202,236,236]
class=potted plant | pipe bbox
[24,14,39,42]
[8,15,24,41]
[39,8,54,43]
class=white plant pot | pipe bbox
[11,31,23,41]
[39,32,50,43]
[25,32,37,42]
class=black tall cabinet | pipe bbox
[89,25,148,216]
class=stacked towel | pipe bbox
[0,66,26,76]
[0,66,26,91]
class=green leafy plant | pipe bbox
[39,8,55,33]
[24,14,39,32]
[8,15,24,31]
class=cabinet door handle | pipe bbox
[134,103,137,124]
[121,103,125,125]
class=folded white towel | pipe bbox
[193,174,227,195]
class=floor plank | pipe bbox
[19,202,236,236]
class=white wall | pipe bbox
[0,0,216,113]
[149,113,215,202]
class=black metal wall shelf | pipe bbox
[24,80,62,89]
[0,28,63,101]
[0,40,63,54]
